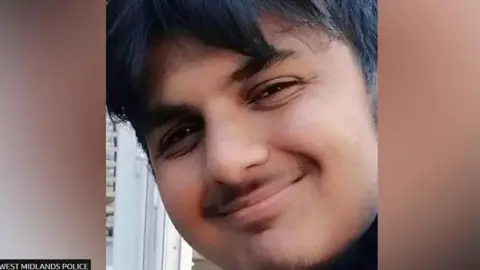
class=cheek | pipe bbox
[155,159,205,233]
[269,85,377,189]
[273,79,375,149]
[267,87,342,152]
[155,160,242,265]
[268,86,378,236]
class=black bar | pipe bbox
[0,260,91,270]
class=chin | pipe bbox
[237,228,345,270]
[235,213,376,270]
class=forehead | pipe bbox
[147,37,241,89]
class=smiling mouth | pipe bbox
[212,173,306,231]
[218,174,304,216]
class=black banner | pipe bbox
[0,260,91,270]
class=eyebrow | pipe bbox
[229,49,297,83]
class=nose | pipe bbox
[204,114,269,186]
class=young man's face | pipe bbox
[144,21,377,270]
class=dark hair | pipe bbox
[107,0,377,150]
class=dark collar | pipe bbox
[325,216,378,270]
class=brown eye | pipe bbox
[156,121,203,160]
[254,81,300,100]
[247,77,304,109]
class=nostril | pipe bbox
[205,144,269,184]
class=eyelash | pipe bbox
[155,77,305,160]
[246,77,304,108]
[156,121,203,160]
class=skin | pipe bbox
[143,21,378,270]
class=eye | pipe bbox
[246,77,304,109]
[156,120,203,160]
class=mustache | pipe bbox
[201,178,268,219]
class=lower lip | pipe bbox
[218,176,304,231]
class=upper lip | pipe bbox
[216,173,305,217]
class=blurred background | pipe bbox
[106,117,221,270]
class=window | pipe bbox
[106,150,117,162]
[108,122,195,270]
[106,166,116,181]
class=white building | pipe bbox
[106,116,117,267]
[106,116,220,270]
